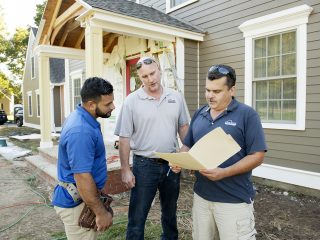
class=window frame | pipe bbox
[27,91,33,117]
[239,5,313,130]
[70,70,83,111]
[35,89,40,117]
[166,0,198,13]
[31,55,35,79]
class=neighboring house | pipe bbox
[29,0,319,190]
[23,27,66,131]
[0,93,13,115]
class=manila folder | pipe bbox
[154,127,241,170]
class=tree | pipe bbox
[34,1,47,27]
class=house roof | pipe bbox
[82,0,204,34]
[49,58,65,84]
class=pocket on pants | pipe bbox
[237,217,256,240]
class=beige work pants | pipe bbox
[192,193,256,240]
[54,202,98,240]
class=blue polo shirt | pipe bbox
[52,105,107,208]
[184,98,267,203]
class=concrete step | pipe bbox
[25,154,57,187]
[38,145,58,164]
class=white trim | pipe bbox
[166,0,199,13]
[64,59,71,118]
[253,163,320,190]
[77,10,204,42]
[239,5,312,131]
[35,89,40,117]
[27,91,33,117]
[51,85,55,133]
[40,140,53,148]
[34,45,85,60]
[176,37,185,93]
[197,41,200,109]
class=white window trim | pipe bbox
[166,0,198,13]
[27,91,33,117]
[31,55,35,79]
[35,89,40,117]
[239,4,313,130]
[70,70,83,111]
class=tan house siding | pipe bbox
[23,30,40,125]
[139,0,320,173]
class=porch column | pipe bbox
[38,54,53,148]
[85,24,103,77]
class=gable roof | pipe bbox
[82,0,204,34]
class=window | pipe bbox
[27,92,33,116]
[31,56,35,79]
[166,0,198,13]
[239,5,313,130]
[253,31,296,123]
[73,77,82,110]
[36,90,40,117]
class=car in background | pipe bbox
[0,110,8,125]
[14,109,23,127]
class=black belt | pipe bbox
[134,155,168,164]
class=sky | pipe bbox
[0,0,44,35]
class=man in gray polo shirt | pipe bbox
[115,56,189,240]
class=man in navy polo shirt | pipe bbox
[52,77,115,240]
[172,65,267,240]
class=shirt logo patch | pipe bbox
[225,120,236,126]
[168,99,176,103]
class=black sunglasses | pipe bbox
[136,58,156,70]
[208,65,235,81]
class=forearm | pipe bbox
[119,137,131,170]
[74,173,107,216]
[224,152,265,178]
[178,124,189,142]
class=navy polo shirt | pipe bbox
[184,98,267,203]
[52,105,107,208]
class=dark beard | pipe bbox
[96,108,111,118]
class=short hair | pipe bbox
[80,77,113,103]
[207,64,236,89]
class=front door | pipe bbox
[126,58,142,96]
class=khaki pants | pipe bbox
[192,193,256,240]
[54,202,98,240]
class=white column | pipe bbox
[38,53,53,148]
[176,37,185,93]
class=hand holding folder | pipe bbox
[154,127,241,170]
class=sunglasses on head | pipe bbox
[208,65,235,81]
[136,58,156,70]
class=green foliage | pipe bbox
[34,1,47,27]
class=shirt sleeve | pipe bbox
[245,110,268,154]
[114,98,134,138]
[66,131,96,173]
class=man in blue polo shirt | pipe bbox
[52,77,115,240]
[172,65,267,240]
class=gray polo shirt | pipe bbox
[114,87,188,158]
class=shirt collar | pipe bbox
[76,104,100,128]
[201,97,239,117]
[137,86,170,100]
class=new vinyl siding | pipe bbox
[140,0,320,173]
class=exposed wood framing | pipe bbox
[75,28,85,49]
[43,0,62,45]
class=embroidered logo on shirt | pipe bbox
[168,99,176,103]
[225,120,236,126]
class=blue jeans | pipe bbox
[126,155,180,240]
